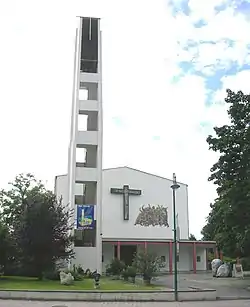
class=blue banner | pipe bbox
[76,205,95,229]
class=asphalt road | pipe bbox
[0,300,250,307]
[154,273,250,297]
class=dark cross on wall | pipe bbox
[110,185,142,220]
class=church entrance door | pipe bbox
[120,245,137,266]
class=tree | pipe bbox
[0,174,74,278]
[189,234,197,241]
[202,89,250,257]
[0,173,43,227]
[132,251,162,284]
[201,199,237,256]
[201,203,220,241]
[0,221,12,273]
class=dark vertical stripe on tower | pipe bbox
[80,17,98,73]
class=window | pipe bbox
[197,255,201,262]
[74,228,96,247]
[176,255,179,262]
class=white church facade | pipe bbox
[56,16,216,275]
[55,166,216,274]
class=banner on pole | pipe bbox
[76,205,95,229]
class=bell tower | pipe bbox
[68,17,103,273]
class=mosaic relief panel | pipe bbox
[134,204,169,227]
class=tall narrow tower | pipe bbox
[68,17,103,273]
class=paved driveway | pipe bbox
[154,273,250,297]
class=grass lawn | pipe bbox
[0,276,162,291]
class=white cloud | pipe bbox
[213,70,250,114]
[190,40,248,75]
[219,70,250,93]
[169,2,250,75]
[188,0,227,22]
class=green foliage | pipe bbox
[43,265,87,281]
[0,173,74,279]
[126,265,137,278]
[0,174,43,226]
[43,269,60,281]
[121,268,129,281]
[240,257,250,271]
[207,252,213,261]
[222,256,237,264]
[132,251,161,283]
[83,268,97,279]
[64,268,83,281]
[105,265,112,276]
[202,89,250,258]
[189,234,197,241]
[121,265,137,282]
[106,259,125,277]
[73,264,84,275]
[126,266,137,283]
[0,275,160,290]
[0,221,13,273]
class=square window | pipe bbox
[197,256,201,262]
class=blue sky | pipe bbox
[1,0,250,237]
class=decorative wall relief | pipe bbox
[134,204,169,227]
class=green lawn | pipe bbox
[0,276,162,291]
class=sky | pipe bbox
[1,0,250,238]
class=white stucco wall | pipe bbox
[73,247,97,271]
[102,167,189,240]
[102,243,114,271]
[178,245,192,271]
[55,175,68,208]
[55,175,84,205]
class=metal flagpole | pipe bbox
[171,173,180,301]
[89,17,92,40]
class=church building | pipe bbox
[55,166,216,274]
[56,16,216,275]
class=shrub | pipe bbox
[121,266,137,282]
[132,252,161,285]
[105,265,112,276]
[240,257,250,271]
[43,270,60,281]
[64,268,83,281]
[0,265,3,276]
[127,266,137,283]
[73,264,84,275]
[43,267,83,281]
[223,256,237,264]
[107,259,125,277]
[121,268,129,281]
[207,252,214,261]
[84,268,97,279]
